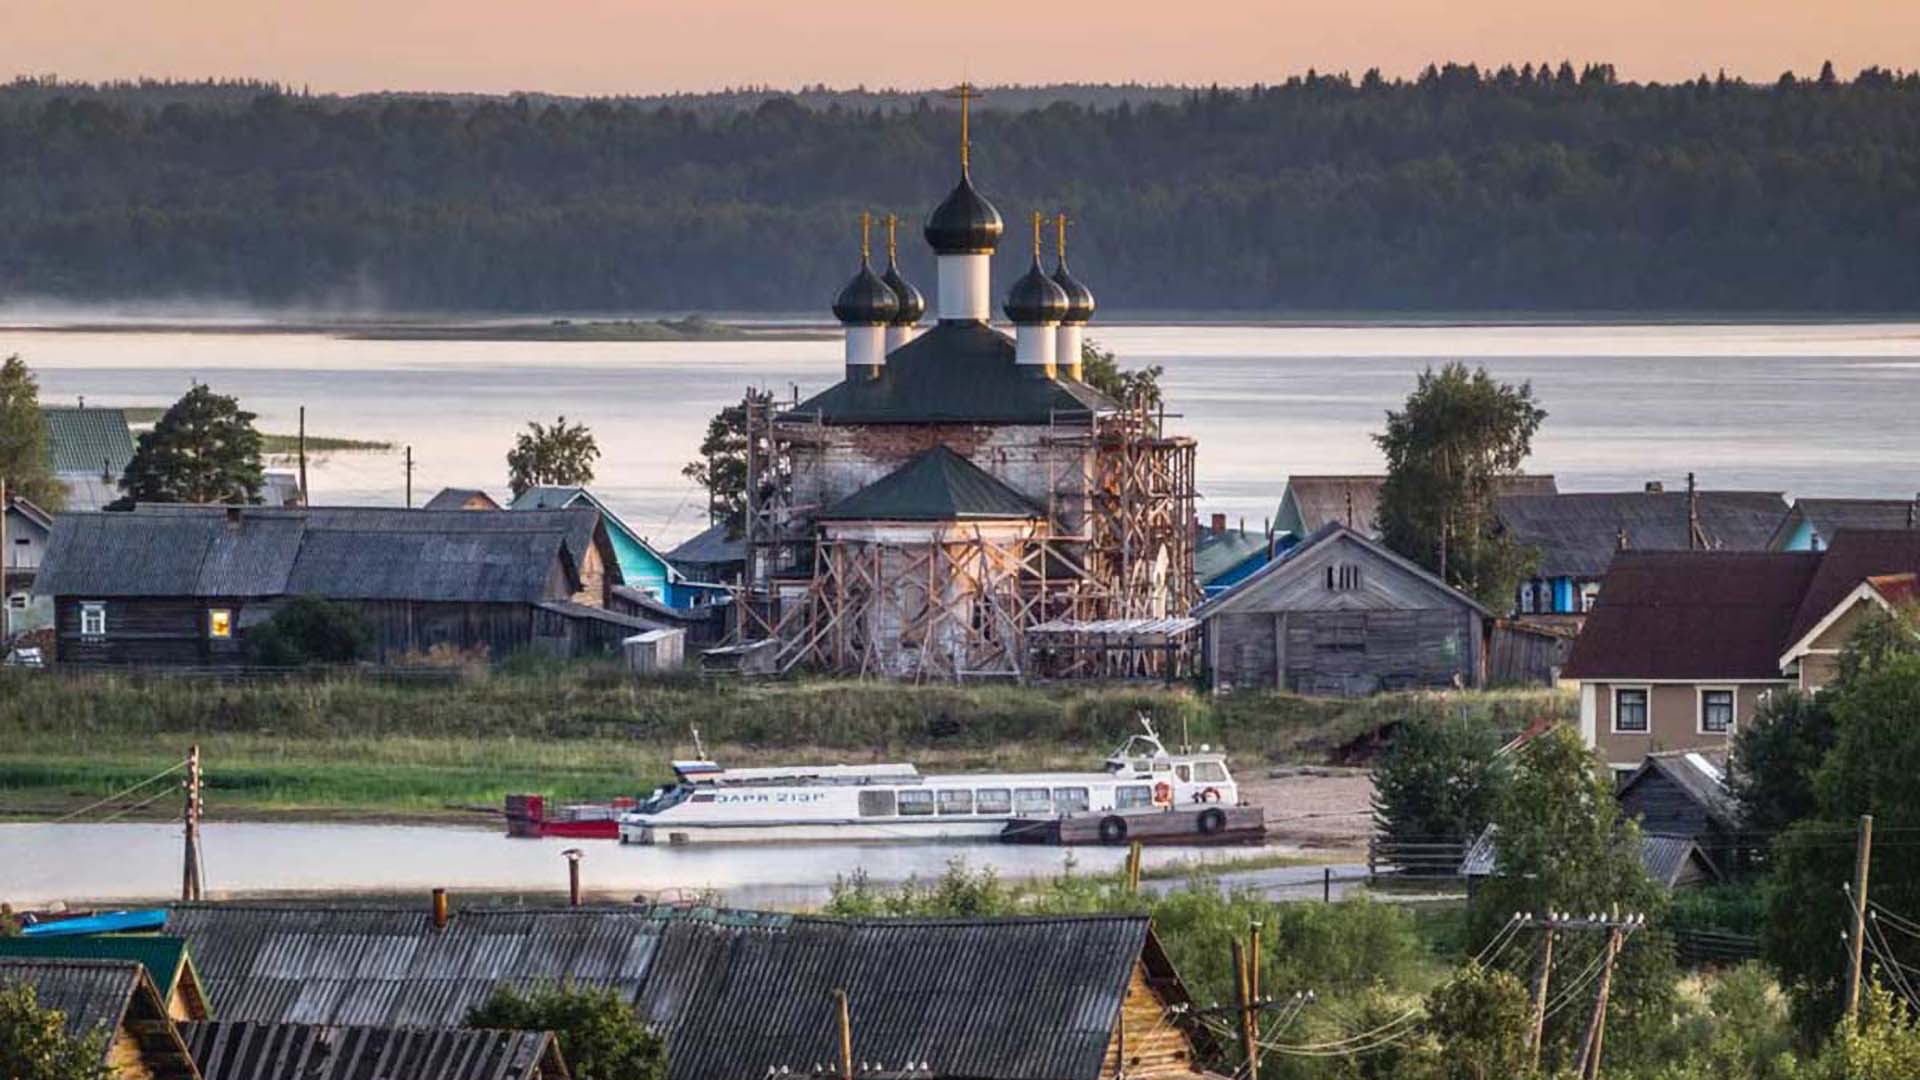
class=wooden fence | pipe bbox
[1367,836,1471,879]
[1673,928,1762,967]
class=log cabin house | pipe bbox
[33,504,659,666]
[0,935,209,1022]
[0,958,200,1080]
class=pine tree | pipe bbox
[119,384,264,505]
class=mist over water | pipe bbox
[4,318,1917,545]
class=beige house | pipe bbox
[1565,530,1920,772]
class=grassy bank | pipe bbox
[0,667,1571,820]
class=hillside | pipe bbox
[3,64,1918,313]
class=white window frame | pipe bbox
[1697,686,1737,736]
[1611,685,1651,735]
[1579,582,1602,613]
[79,601,107,638]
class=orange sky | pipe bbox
[8,0,1918,95]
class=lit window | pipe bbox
[79,602,106,638]
[1614,688,1649,733]
[1701,690,1735,734]
[209,609,233,639]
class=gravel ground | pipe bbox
[1238,769,1375,855]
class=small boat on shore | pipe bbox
[616,720,1242,846]
[504,794,635,840]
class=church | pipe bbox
[732,91,1198,680]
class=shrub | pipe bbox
[246,596,372,666]
[466,984,665,1080]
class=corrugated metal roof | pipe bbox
[183,1022,562,1080]
[1496,490,1788,579]
[1193,530,1271,586]
[1280,475,1559,540]
[665,522,746,569]
[818,447,1041,522]
[42,407,137,475]
[34,507,607,602]
[0,957,141,1041]
[635,915,1150,1080]
[1771,498,1920,549]
[1459,827,1718,888]
[792,322,1112,425]
[0,935,195,1008]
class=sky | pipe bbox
[7,0,1919,95]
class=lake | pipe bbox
[6,319,1918,545]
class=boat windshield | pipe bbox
[638,785,692,815]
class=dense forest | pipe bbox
[3,63,1919,313]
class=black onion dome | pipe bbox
[832,260,900,325]
[923,173,1004,255]
[1003,257,1070,324]
[1051,258,1096,324]
[881,259,926,326]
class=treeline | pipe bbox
[3,62,1919,312]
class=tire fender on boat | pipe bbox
[1099,816,1129,844]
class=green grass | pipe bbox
[0,667,1572,820]
[260,433,394,454]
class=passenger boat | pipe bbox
[616,720,1238,845]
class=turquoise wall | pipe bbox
[1779,519,1818,551]
[608,528,671,598]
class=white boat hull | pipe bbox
[620,818,1010,845]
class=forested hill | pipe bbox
[4,63,1919,314]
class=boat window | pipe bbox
[937,789,974,815]
[858,790,897,817]
[1014,788,1053,814]
[1153,760,1171,772]
[975,788,1012,814]
[897,790,935,816]
[691,793,716,804]
[1193,762,1230,783]
[1115,785,1155,809]
[1176,764,1192,783]
[1053,787,1090,813]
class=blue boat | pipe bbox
[21,909,167,938]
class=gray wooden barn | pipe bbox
[1195,522,1490,696]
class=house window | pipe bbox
[1700,689,1735,734]
[6,593,25,611]
[1613,688,1649,733]
[1579,583,1601,612]
[79,602,106,638]
[1518,584,1536,614]
[1325,563,1362,591]
[208,609,233,639]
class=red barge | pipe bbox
[504,794,634,840]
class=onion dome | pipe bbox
[924,173,1004,256]
[1004,255,1070,325]
[832,257,900,326]
[1051,258,1095,325]
[881,259,925,326]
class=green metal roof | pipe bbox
[1194,528,1273,585]
[817,445,1042,522]
[41,407,137,476]
[0,934,198,1007]
[791,321,1112,424]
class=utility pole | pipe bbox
[1574,925,1624,1080]
[181,744,203,902]
[1,476,10,646]
[1845,813,1875,1021]
[1527,920,1556,1069]
[1232,938,1259,1080]
[831,989,853,1080]
[297,406,309,507]
[404,445,414,508]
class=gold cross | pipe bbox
[1055,212,1069,259]
[859,211,871,261]
[886,213,898,262]
[944,82,981,171]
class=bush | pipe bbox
[1372,709,1510,851]
[466,984,665,1080]
[0,984,113,1080]
[246,596,372,666]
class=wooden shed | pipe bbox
[1196,523,1490,696]
[0,957,200,1080]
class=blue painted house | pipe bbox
[1769,497,1918,551]
[1194,517,1296,600]
[509,487,724,608]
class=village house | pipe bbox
[1769,495,1919,550]
[422,487,505,511]
[733,108,1196,681]
[33,505,657,666]
[664,520,747,587]
[1273,474,1557,542]
[1564,529,1920,770]
[0,958,201,1080]
[1196,522,1489,696]
[163,901,1216,1080]
[0,934,210,1022]
[4,493,54,634]
[1193,514,1293,600]
[41,405,139,511]
[1496,481,1788,619]
[1615,750,1746,874]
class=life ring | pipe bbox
[1194,786,1223,804]
[1152,781,1173,806]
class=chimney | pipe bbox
[1644,480,1664,494]
[224,505,243,529]
[1687,472,1702,550]
[430,888,450,929]
[1210,512,1227,535]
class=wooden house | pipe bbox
[183,1023,568,1080]
[1461,826,1723,890]
[423,487,505,512]
[165,902,1216,1080]
[41,406,138,511]
[1196,522,1489,696]
[33,505,656,666]
[509,487,713,606]
[1194,515,1293,600]
[1566,530,1920,771]
[1496,484,1787,618]
[1274,474,1557,542]
[1770,496,1919,550]
[1615,751,1747,873]
[0,957,200,1080]
[0,935,209,1022]
[5,494,54,634]
[664,521,747,587]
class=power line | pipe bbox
[45,760,186,824]
[96,785,178,824]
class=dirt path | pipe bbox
[1239,768,1374,855]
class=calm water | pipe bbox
[6,320,1918,545]
[0,821,1301,907]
